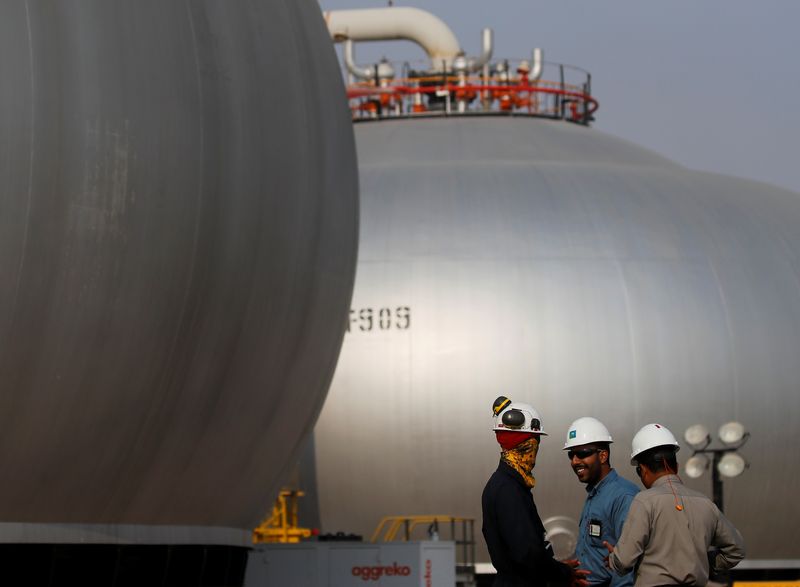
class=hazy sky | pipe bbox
[318,0,800,194]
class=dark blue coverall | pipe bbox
[482,461,574,587]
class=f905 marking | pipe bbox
[347,306,411,332]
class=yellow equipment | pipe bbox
[253,490,312,543]
[371,515,477,584]
[371,515,472,543]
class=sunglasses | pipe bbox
[567,448,599,460]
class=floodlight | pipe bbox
[684,424,711,449]
[718,421,746,445]
[717,452,746,478]
[543,516,579,560]
[685,454,709,479]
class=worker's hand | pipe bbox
[602,541,615,568]
[563,558,591,587]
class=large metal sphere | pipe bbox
[0,1,357,544]
[314,116,800,559]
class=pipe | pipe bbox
[343,39,375,80]
[468,28,493,73]
[324,7,461,70]
[528,48,544,82]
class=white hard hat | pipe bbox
[630,423,680,465]
[563,417,613,450]
[492,396,548,435]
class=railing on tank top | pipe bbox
[345,59,597,125]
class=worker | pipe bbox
[603,423,745,586]
[563,417,639,587]
[482,396,591,587]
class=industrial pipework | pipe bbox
[324,6,597,123]
[325,7,461,70]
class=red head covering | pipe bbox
[495,430,536,450]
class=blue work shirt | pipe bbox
[576,469,639,587]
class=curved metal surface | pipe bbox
[0,1,358,543]
[314,116,800,559]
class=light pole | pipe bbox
[683,422,749,513]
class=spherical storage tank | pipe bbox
[0,0,357,562]
[313,20,800,561]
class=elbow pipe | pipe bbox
[343,40,374,80]
[468,28,493,73]
[324,7,461,70]
[528,48,544,82]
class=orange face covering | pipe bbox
[501,435,540,488]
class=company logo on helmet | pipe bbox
[569,430,576,439]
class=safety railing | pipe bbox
[371,515,476,578]
[345,59,597,125]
